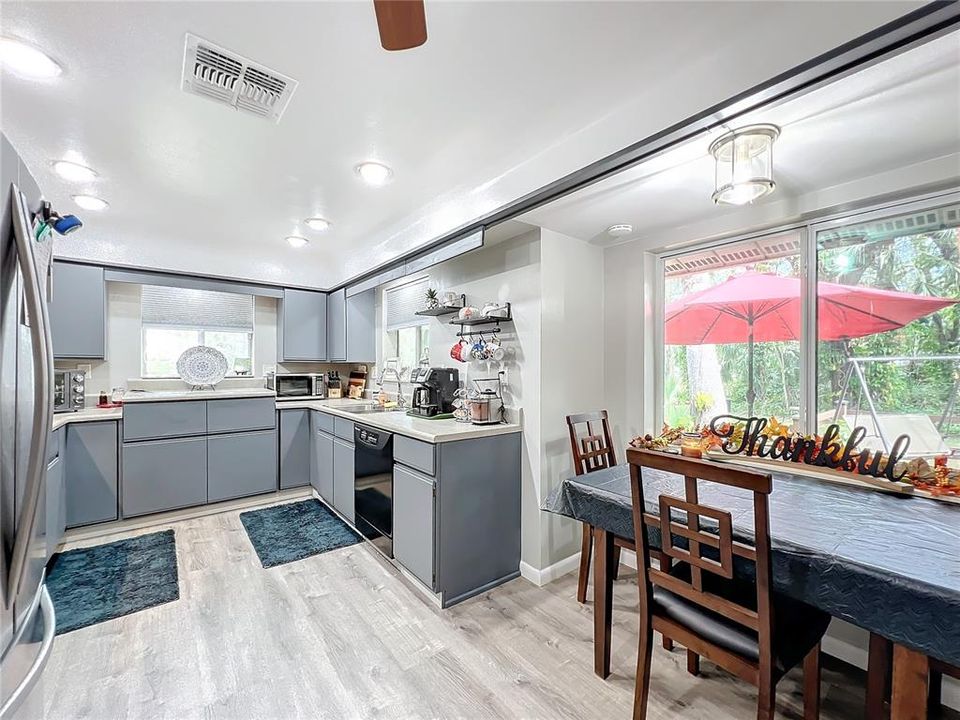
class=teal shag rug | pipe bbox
[46,529,179,635]
[240,499,361,568]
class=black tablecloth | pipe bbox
[543,464,960,665]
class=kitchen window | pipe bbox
[141,285,254,377]
[383,276,431,380]
[657,192,960,462]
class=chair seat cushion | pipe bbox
[652,565,831,677]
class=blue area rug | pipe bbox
[46,530,179,635]
[240,499,361,568]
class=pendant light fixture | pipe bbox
[709,124,780,205]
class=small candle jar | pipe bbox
[680,432,703,458]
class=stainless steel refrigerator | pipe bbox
[1,137,56,718]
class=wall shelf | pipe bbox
[449,302,512,327]
[415,294,466,317]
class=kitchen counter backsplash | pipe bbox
[125,376,268,393]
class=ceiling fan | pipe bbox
[373,0,427,51]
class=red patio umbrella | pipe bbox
[665,272,958,415]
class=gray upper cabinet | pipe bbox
[346,288,376,361]
[50,262,105,359]
[279,409,311,489]
[332,437,355,523]
[278,288,327,361]
[327,288,346,362]
[64,421,118,528]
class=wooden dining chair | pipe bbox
[625,448,831,720]
[566,411,622,604]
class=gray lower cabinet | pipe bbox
[311,414,335,503]
[393,464,436,590]
[123,400,206,441]
[64,421,118,527]
[208,430,277,502]
[50,261,105,359]
[345,288,376,361]
[332,437,354,523]
[279,288,327,361]
[45,456,65,561]
[122,436,207,517]
[279,409,310,489]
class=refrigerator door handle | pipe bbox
[4,186,52,608]
[0,586,56,719]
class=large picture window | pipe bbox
[815,203,960,456]
[658,195,960,464]
[663,231,802,428]
[141,285,254,377]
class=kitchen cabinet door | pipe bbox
[278,288,327,361]
[312,424,334,503]
[45,456,65,561]
[345,288,376,361]
[208,429,277,502]
[64,421,118,527]
[50,262,105,359]
[122,436,207,517]
[327,288,346,362]
[393,464,436,590]
[279,409,310,489]
[332,437,355,523]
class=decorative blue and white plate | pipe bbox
[176,346,228,387]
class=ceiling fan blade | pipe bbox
[373,0,427,51]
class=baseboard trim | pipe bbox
[519,553,581,587]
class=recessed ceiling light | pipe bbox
[53,160,98,183]
[72,195,108,211]
[606,224,633,237]
[304,217,331,232]
[285,235,309,248]
[356,161,392,187]
[0,37,62,79]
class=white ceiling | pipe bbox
[1,1,919,288]
[521,31,960,249]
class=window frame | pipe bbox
[140,324,255,379]
[381,274,432,382]
[652,186,960,436]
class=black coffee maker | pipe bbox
[409,367,460,417]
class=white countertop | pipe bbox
[278,398,523,444]
[122,388,277,402]
[52,392,522,444]
[52,406,123,431]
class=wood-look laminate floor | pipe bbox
[41,504,895,720]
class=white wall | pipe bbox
[412,229,544,569]
[537,229,605,569]
[57,283,354,397]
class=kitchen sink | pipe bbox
[341,405,407,415]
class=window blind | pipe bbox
[384,277,430,332]
[141,285,254,331]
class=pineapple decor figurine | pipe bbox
[425,287,440,310]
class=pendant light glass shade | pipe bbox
[709,124,780,205]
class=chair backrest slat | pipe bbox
[627,448,774,639]
[566,410,617,476]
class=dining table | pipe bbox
[543,461,960,720]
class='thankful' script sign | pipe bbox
[707,415,912,482]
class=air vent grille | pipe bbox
[181,33,297,123]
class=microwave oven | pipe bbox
[54,369,86,413]
[266,372,326,400]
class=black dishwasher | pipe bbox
[354,424,394,557]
